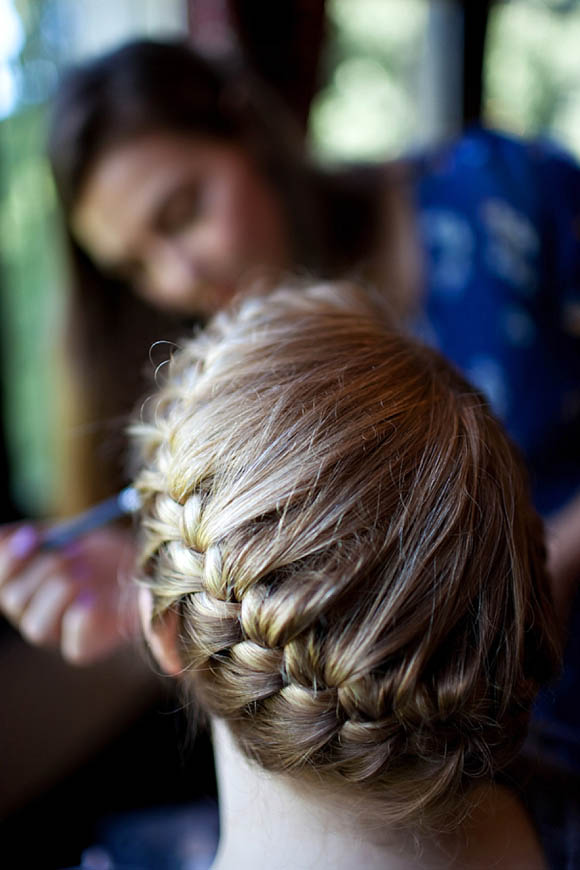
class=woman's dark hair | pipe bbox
[49,37,379,274]
[49,40,299,214]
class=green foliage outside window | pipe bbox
[0,107,64,513]
[485,0,580,157]
[309,0,429,162]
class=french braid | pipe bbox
[133,282,560,831]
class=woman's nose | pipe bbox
[148,239,201,307]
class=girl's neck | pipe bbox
[209,718,546,870]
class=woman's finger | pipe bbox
[61,592,129,665]
[0,555,61,622]
[19,575,77,646]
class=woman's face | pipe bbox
[72,133,290,317]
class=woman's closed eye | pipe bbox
[155,184,202,236]
[106,257,146,286]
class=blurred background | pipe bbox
[3,0,580,518]
[1,0,580,866]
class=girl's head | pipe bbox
[132,282,559,832]
[49,39,310,316]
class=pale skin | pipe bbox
[210,722,547,870]
[0,131,578,662]
[143,591,548,870]
[72,133,290,318]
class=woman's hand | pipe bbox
[0,524,140,664]
[546,491,580,633]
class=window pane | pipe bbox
[308,0,432,163]
[484,0,580,158]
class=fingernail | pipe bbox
[9,526,39,559]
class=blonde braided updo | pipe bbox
[133,282,560,832]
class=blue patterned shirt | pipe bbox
[414,127,580,517]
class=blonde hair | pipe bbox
[133,282,560,832]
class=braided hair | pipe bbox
[132,282,560,832]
